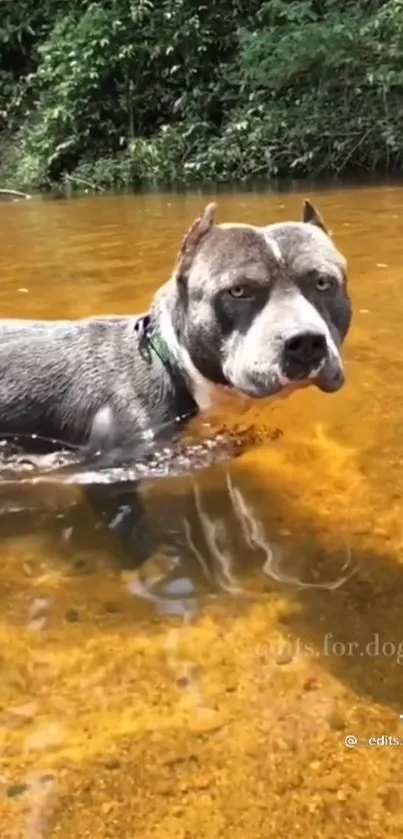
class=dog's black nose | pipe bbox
[282,332,327,380]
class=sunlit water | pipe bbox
[0,187,403,837]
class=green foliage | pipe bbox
[1,0,403,189]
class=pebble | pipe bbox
[27,598,51,629]
[39,773,56,785]
[7,702,37,725]
[6,782,28,799]
[104,759,120,770]
[303,676,319,691]
[326,710,345,731]
[176,675,191,688]
[25,722,63,750]
[187,708,228,734]
[276,647,294,665]
[191,774,214,790]
[65,608,80,623]
[162,577,194,598]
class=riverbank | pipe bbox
[1,1,403,193]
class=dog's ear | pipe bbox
[174,203,216,282]
[302,199,328,234]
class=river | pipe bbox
[0,185,402,838]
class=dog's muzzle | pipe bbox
[280,329,344,394]
[223,328,345,399]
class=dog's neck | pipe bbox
[149,285,222,411]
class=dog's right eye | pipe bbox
[316,276,334,292]
[227,285,254,299]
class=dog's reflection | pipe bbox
[0,433,354,603]
[83,467,354,603]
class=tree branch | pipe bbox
[0,189,31,199]
[65,174,106,192]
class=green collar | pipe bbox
[135,314,173,366]
[147,330,172,365]
[134,313,198,417]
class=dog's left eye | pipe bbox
[315,275,334,292]
[227,285,254,299]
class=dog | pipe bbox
[0,199,352,562]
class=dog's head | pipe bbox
[157,200,352,406]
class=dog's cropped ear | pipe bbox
[302,199,328,234]
[174,203,216,283]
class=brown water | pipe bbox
[0,186,403,838]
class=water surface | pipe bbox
[0,187,403,838]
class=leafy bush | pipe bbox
[2,0,403,188]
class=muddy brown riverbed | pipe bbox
[0,187,403,838]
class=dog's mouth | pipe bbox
[230,373,305,400]
[229,356,345,400]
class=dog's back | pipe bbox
[0,317,194,448]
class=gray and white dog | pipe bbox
[0,199,351,459]
[0,199,352,562]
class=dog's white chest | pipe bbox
[179,349,217,410]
